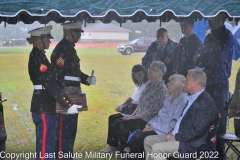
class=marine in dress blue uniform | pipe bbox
[27,26,81,160]
[50,21,96,160]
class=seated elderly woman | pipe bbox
[126,74,188,154]
[101,61,169,153]
[115,64,149,115]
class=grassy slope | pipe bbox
[0,46,239,159]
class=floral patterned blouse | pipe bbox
[136,81,169,122]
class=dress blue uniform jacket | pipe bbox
[51,38,89,87]
[50,38,90,160]
[28,47,72,113]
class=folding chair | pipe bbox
[220,133,240,160]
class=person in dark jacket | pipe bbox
[51,21,96,159]
[196,13,234,159]
[144,69,218,160]
[229,68,240,138]
[175,18,203,76]
[27,25,81,160]
[142,28,178,84]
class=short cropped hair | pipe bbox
[216,12,227,22]
[169,74,186,93]
[188,69,207,88]
[180,18,195,27]
[156,28,168,37]
[131,64,148,86]
[150,61,167,77]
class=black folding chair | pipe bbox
[220,133,240,160]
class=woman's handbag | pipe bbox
[115,103,138,115]
[56,87,88,113]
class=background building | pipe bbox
[81,22,131,42]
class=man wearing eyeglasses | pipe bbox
[142,28,178,84]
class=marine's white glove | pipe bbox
[67,104,82,114]
[86,76,96,85]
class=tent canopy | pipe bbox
[0,0,240,24]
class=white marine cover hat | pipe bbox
[61,21,84,32]
[28,25,54,39]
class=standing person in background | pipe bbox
[51,21,96,160]
[176,18,203,76]
[196,13,234,159]
[27,26,81,160]
[142,28,177,84]
[229,68,240,138]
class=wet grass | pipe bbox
[0,46,145,159]
[0,46,240,159]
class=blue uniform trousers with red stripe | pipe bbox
[55,113,78,160]
[32,113,58,160]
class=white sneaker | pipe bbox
[101,146,118,153]
[100,146,110,152]
[123,147,130,153]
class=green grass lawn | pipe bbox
[0,46,240,159]
[0,46,146,159]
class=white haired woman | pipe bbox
[127,74,188,154]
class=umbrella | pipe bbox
[231,25,240,60]
[232,25,240,39]
[193,21,233,44]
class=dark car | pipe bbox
[117,38,155,55]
